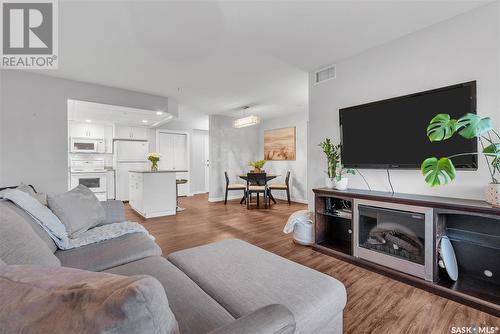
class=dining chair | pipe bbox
[224,171,246,205]
[245,172,269,209]
[269,171,291,204]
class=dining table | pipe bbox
[238,174,280,205]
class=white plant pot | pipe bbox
[485,183,500,208]
[325,177,335,188]
[334,177,349,191]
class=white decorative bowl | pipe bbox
[486,183,500,207]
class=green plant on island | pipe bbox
[319,138,355,180]
[422,113,499,186]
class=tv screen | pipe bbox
[339,81,477,169]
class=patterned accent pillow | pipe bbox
[0,265,179,334]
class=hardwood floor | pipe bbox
[126,193,499,333]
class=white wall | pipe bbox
[0,71,171,194]
[208,115,260,201]
[308,3,499,205]
[258,112,308,203]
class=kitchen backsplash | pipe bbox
[68,153,114,168]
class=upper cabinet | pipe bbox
[69,121,105,139]
[114,126,148,140]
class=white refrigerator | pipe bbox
[114,140,149,201]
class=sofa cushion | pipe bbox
[208,304,296,334]
[55,232,162,272]
[48,185,106,237]
[105,256,235,334]
[99,200,126,225]
[168,239,347,334]
[0,265,178,334]
[0,201,60,266]
[0,200,57,252]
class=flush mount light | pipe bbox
[234,115,260,128]
[85,119,92,123]
[142,120,148,123]
[234,106,260,128]
[156,111,164,115]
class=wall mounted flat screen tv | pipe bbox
[339,81,477,169]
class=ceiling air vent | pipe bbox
[314,65,336,84]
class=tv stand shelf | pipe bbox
[313,188,500,316]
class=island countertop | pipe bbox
[129,170,188,173]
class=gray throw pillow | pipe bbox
[0,202,60,266]
[0,265,179,334]
[0,259,5,265]
[48,185,106,238]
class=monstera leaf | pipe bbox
[426,114,458,141]
[483,143,500,157]
[493,157,500,173]
[421,157,456,186]
[456,113,492,139]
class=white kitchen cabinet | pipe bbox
[69,121,105,139]
[114,126,148,140]
[129,171,177,218]
[106,170,115,199]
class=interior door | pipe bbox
[158,133,174,170]
[158,132,189,196]
[204,132,209,192]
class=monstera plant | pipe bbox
[421,113,499,206]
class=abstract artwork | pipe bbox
[264,127,296,160]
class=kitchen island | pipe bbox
[128,170,187,218]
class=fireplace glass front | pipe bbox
[358,205,426,265]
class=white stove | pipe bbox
[70,158,107,201]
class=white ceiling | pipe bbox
[68,100,173,127]
[46,0,489,120]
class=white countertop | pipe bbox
[129,170,188,173]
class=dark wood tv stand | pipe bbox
[312,188,500,316]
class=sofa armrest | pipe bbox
[208,304,295,334]
[99,200,126,225]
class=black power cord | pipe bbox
[355,169,371,191]
[386,169,394,194]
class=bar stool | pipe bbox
[176,179,188,211]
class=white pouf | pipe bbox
[283,210,315,246]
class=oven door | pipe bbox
[70,173,107,193]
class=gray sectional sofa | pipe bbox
[0,198,347,333]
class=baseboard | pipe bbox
[192,191,208,195]
[271,194,309,204]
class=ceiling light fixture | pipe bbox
[233,106,260,128]
[85,119,92,123]
[142,120,148,123]
[156,111,164,115]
